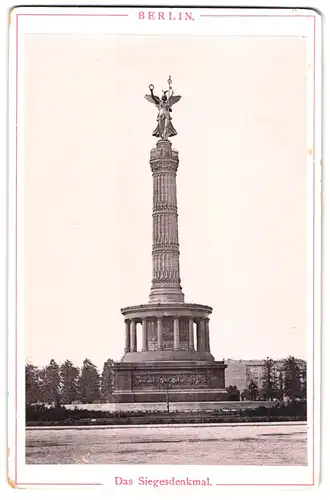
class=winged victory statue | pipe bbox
[144,76,181,140]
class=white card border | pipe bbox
[6,4,322,491]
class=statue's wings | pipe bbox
[145,94,160,105]
[168,95,181,107]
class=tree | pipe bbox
[60,360,80,404]
[25,364,40,404]
[101,359,115,402]
[38,359,61,405]
[158,376,173,412]
[79,358,101,403]
[300,364,307,400]
[247,380,259,401]
[261,357,276,400]
[275,369,285,401]
[282,356,302,401]
[226,385,240,401]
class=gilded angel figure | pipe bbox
[144,76,181,140]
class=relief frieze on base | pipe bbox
[132,373,208,389]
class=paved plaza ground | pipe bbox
[26,423,307,465]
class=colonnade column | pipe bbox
[130,320,137,352]
[188,318,194,350]
[205,318,210,352]
[196,320,200,351]
[142,318,148,351]
[157,317,163,350]
[124,320,131,353]
[125,315,209,354]
[173,317,180,350]
[199,319,206,351]
[196,318,208,352]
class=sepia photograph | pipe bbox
[7,5,321,490]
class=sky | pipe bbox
[23,34,308,370]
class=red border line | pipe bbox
[17,13,128,17]
[14,11,317,488]
[18,483,103,486]
[15,12,19,486]
[200,14,315,18]
[312,15,316,487]
[216,483,314,487]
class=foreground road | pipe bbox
[26,423,307,465]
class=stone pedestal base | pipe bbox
[149,284,185,304]
[112,360,227,403]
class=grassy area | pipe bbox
[26,401,306,426]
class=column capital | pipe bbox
[194,317,203,324]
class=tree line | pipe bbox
[226,356,307,402]
[26,355,307,406]
[26,358,114,405]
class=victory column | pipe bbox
[112,77,227,403]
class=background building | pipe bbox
[226,358,307,392]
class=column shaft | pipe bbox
[124,320,131,353]
[196,319,204,352]
[188,318,194,350]
[174,317,180,350]
[200,319,206,351]
[130,320,137,352]
[149,140,184,304]
[157,317,163,350]
[205,319,210,352]
[142,319,148,351]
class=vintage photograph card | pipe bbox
[7,4,321,491]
